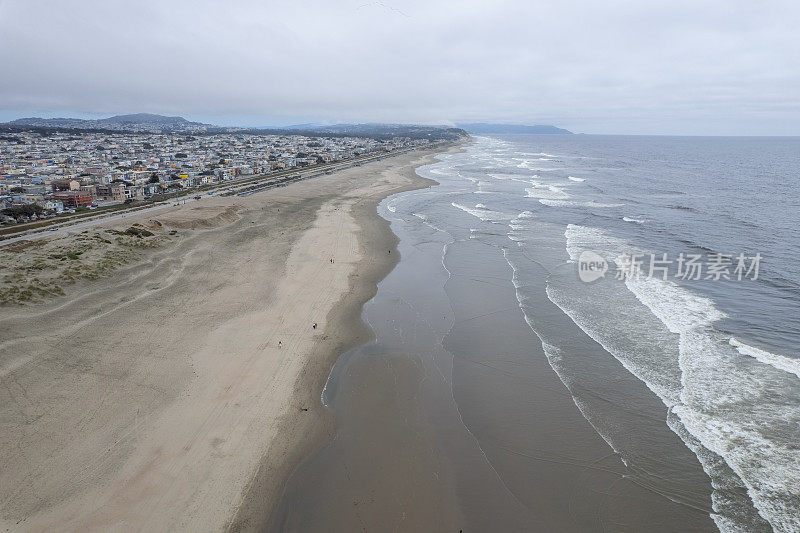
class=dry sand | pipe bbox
[0,147,443,532]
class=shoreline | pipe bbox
[227,149,445,532]
[265,138,717,532]
[0,145,453,532]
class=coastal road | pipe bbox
[0,197,203,246]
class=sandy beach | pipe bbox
[0,147,443,532]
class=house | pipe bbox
[95,183,126,202]
[41,199,65,213]
[142,183,161,196]
[51,179,81,192]
[124,186,145,200]
[54,189,93,208]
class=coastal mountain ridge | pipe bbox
[457,123,573,134]
[4,115,569,136]
[2,114,468,140]
[276,123,462,136]
[100,113,201,126]
[9,113,205,129]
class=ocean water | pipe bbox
[401,135,800,532]
[273,135,800,532]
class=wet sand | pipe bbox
[269,150,717,531]
[0,147,442,532]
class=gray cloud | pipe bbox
[1,0,798,134]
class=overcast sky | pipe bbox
[1,0,798,135]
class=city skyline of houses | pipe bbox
[0,131,427,222]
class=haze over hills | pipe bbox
[457,123,573,134]
[1,114,469,140]
[276,123,466,137]
[99,113,203,126]
[4,114,570,138]
[7,113,208,133]
[8,113,197,126]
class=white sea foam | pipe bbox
[451,202,508,222]
[516,159,562,170]
[730,338,800,380]
[516,152,559,159]
[558,224,800,532]
[539,199,624,208]
[567,176,586,182]
[411,211,446,233]
[674,405,800,533]
[622,216,645,224]
[435,137,799,530]
[525,180,570,200]
[629,263,800,532]
[564,224,618,262]
[488,173,534,184]
[422,137,800,531]
[516,158,552,169]
[625,275,726,334]
[507,211,537,242]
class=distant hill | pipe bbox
[101,113,202,126]
[274,123,461,135]
[254,123,469,141]
[278,123,323,130]
[7,113,208,133]
[457,123,573,135]
[1,115,469,140]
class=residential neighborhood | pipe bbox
[0,130,429,223]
